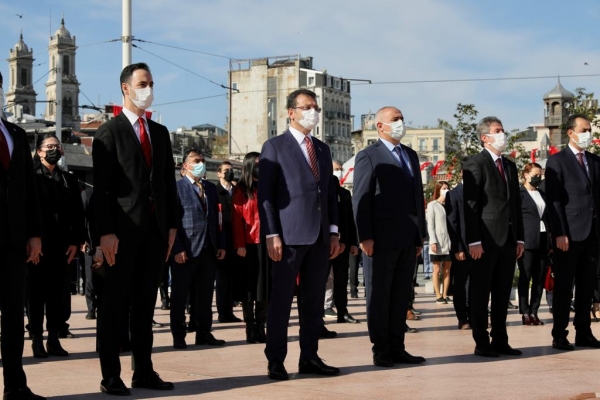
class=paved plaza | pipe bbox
[5,274,600,399]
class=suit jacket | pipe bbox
[216,182,234,250]
[545,148,600,242]
[0,118,42,247]
[445,183,467,254]
[172,177,225,258]
[336,181,358,247]
[92,112,178,242]
[519,185,550,250]
[427,200,451,255]
[463,150,524,247]
[258,130,338,246]
[352,140,426,250]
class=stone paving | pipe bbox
[5,275,600,399]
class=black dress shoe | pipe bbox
[507,301,518,310]
[405,324,418,333]
[267,361,289,380]
[373,353,394,367]
[298,358,340,376]
[337,313,360,324]
[350,293,358,299]
[173,337,187,349]
[552,337,575,351]
[85,310,96,320]
[3,387,46,399]
[491,343,522,356]
[100,377,130,396]
[474,345,500,357]
[320,326,338,339]
[160,303,170,310]
[58,329,75,339]
[131,371,174,390]
[392,350,426,364]
[186,323,197,333]
[195,333,225,346]
[218,315,242,323]
[152,320,164,328]
[575,334,600,348]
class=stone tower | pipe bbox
[543,79,574,146]
[6,31,37,116]
[44,17,80,129]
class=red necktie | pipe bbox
[495,158,506,185]
[305,137,319,182]
[0,128,10,171]
[138,118,152,169]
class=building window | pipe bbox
[231,82,238,90]
[432,155,439,163]
[419,139,426,152]
[63,55,70,75]
[20,69,27,87]
[308,76,315,86]
[432,138,439,151]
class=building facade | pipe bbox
[227,55,352,161]
[6,32,37,117]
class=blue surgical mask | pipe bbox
[190,162,206,178]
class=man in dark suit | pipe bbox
[463,116,524,358]
[259,88,340,380]
[92,63,178,395]
[215,161,241,323]
[0,72,45,400]
[352,106,426,368]
[445,167,472,330]
[546,113,600,351]
[170,149,226,349]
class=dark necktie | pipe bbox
[495,158,506,185]
[138,118,152,169]
[0,127,10,171]
[576,152,588,176]
[305,137,319,182]
[394,146,413,178]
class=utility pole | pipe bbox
[122,0,132,68]
[55,55,62,137]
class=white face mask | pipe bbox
[383,120,406,141]
[486,131,507,152]
[333,170,343,180]
[128,85,154,110]
[57,155,68,171]
[440,188,449,197]
[572,131,592,149]
[298,108,320,130]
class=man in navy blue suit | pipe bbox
[352,106,426,368]
[259,89,341,380]
[170,149,226,349]
[546,113,600,351]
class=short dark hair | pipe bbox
[564,113,590,135]
[183,148,202,164]
[217,161,232,172]
[286,89,317,110]
[120,62,151,94]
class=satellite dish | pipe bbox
[563,102,572,109]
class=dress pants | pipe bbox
[452,257,471,325]
[83,251,97,313]
[470,235,516,347]
[331,248,350,316]
[215,250,235,318]
[551,225,598,340]
[97,223,166,380]
[517,234,547,316]
[170,245,218,338]
[0,246,28,392]
[265,240,329,363]
[365,246,415,355]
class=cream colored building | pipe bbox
[227,55,352,161]
[6,32,37,117]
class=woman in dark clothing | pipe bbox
[27,134,85,357]
[231,152,270,343]
[517,162,550,326]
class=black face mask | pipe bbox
[44,149,61,165]
[224,169,234,182]
[529,176,542,188]
[252,167,259,179]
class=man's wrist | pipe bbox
[330,232,341,240]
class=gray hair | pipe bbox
[476,116,503,136]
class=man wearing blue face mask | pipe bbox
[170,149,226,350]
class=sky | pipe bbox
[2,0,600,134]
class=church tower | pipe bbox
[6,31,37,116]
[44,16,80,129]
[543,79,574,146]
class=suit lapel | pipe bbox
[117,113,150,173]
[586,150,595,185]
[481,150,507,194]
[283,131,314,180]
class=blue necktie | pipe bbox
[394,146,413,178]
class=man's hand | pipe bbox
[237,247,247,257]
[216,249,226,260]
[469,244,484,260]
[100,234,119,266]
[267,236,283,262]
[416,247,423,257]
[349,245,359,256]
[174,251,187,264]
[165,228,177,261]
[430,243,438,254]
[329,236,340,259]
[92,247,104,268]
[516,243,525,259]
[455,251,466,261]
[65,245,78,264]
[556,235,569,252]
[338,243,346,255]
[26,237,42,264]
[360,239,374,257]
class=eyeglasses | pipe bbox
[293,106,322,113]
[41,144,62,150]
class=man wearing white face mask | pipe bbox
[92,63,178,395]
[546,113,600,351]
[463,116,525,358]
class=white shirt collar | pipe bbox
[289,126,312,145]
[485,147,502,162]
[379,137,399,152]
[568,142,585,156]
[121,107,147,127]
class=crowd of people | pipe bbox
[1,63,600,399]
